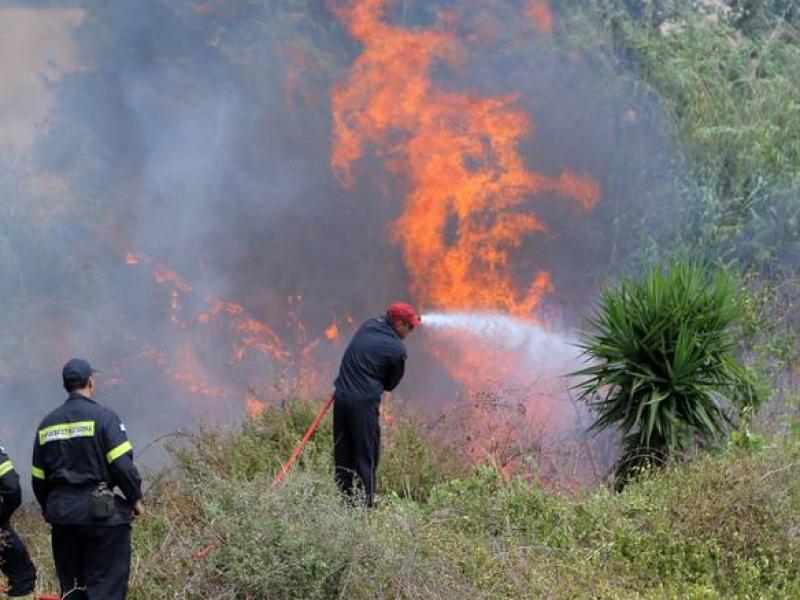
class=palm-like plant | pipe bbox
[571,261,762,489]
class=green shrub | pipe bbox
[572,260,762,487]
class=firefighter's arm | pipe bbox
[31,437,50,511]
[0,452,22,522]
[383,356,406,391]
[102,412,143,505]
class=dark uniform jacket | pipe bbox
[31,393,142,526]
[334,317,407,402]
[0,444,21,524]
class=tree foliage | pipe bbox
[571,261,762,488]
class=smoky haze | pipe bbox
[0,1,687,485]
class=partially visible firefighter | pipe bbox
[0,444,37,599]
[333,303,421,507]
[31,358,144,599]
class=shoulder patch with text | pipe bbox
[39,421,96,445]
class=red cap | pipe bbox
[386,302,422,327]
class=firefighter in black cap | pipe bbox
[0,445,36,598]
[32,358,143,599]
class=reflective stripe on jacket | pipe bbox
[0,444,21,523]
[32,393,142,525]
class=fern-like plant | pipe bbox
[571,260,761,489]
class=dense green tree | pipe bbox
[571,261,762,489]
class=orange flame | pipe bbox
[324,319,339,340]
[246,394,266,417]
[135,346,235,401]
[125,251,342,412]
[154,263,192,294]
[525,0,553,36]
[199,297,290,364]
[331,0,600,317]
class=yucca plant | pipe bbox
[571,260,762,489]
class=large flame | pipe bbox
[331,0,599,317]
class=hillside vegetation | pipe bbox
[10,402,800,598]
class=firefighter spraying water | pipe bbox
[271,303,420,505]
[275,308,578,496]
[331,303,420,507]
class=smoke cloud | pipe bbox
[0,7,84,153]
[0,1,687,486]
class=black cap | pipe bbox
[62,358,97,389]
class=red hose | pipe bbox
[192,394,335,560]
[272,394,335,487]
[193,541,219,560]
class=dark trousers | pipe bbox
[0,523,36,596]
[333,395,381,507]
[51,524,131,599]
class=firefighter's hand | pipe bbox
[133,499,145,518]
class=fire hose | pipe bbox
[271,394,335,487]
[193,393,335,559]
